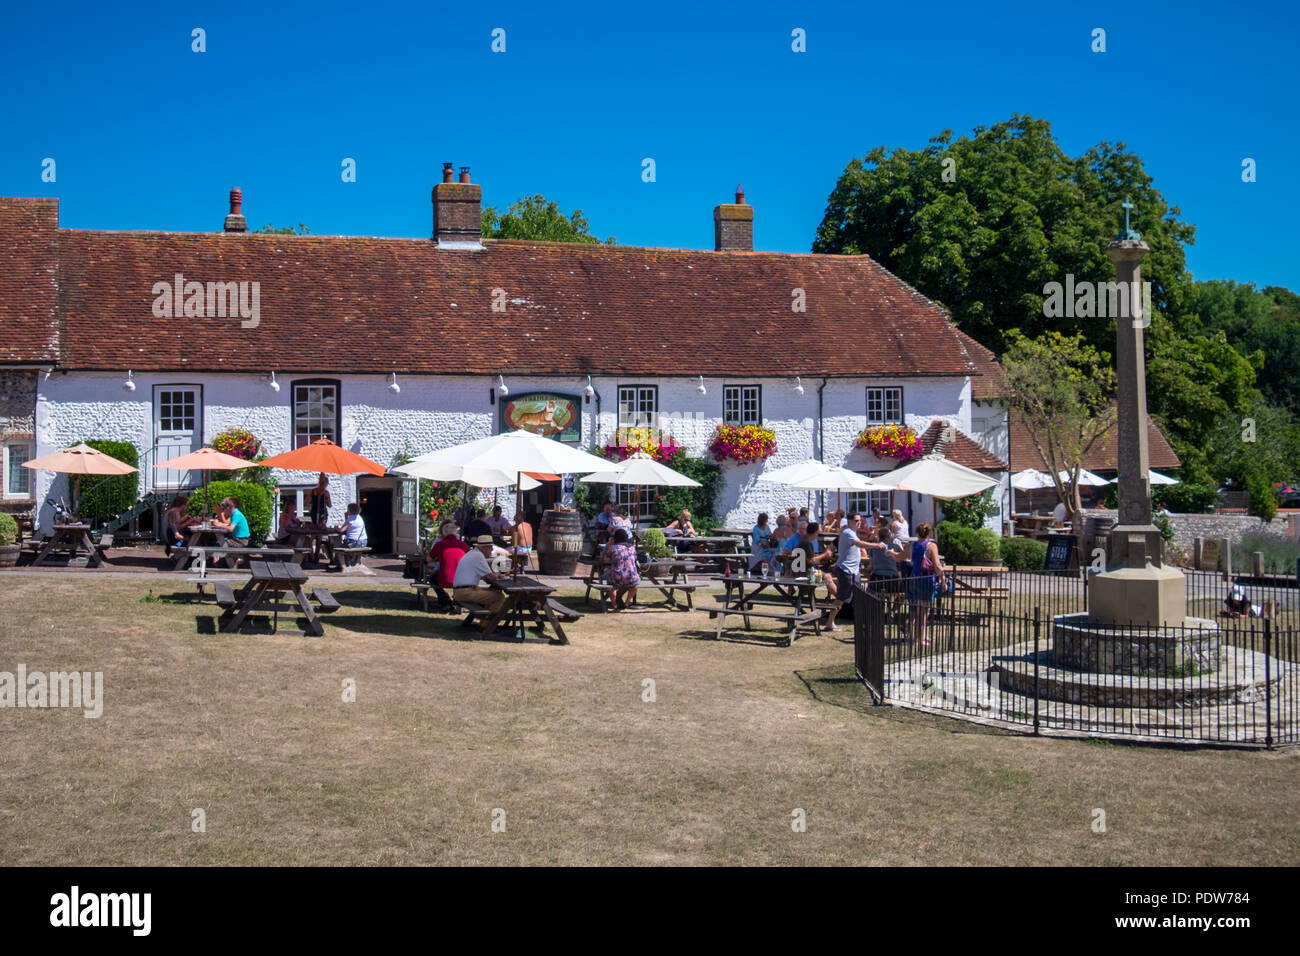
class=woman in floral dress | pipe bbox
[605,528,641,610]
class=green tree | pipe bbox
[255,223,311,235]
[481,195,615,244]
[812,115,1194,354]
[1001,331,1116,529]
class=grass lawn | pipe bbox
[1,573,1296,866]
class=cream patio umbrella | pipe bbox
[789,467,878,518]
[402,429,612,576]
[1058,468,1111,487]
[1011,468,1056,490]
[1147,470,1179,485]
[578,451,701,531]
[23,442,139,519]
[757,459,834,513]
[867,454,998,500]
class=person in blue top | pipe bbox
[907,523,947,646]
[751,512,770,548]
[213,497,251,546]
[782,518,808,551]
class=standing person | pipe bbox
[510,515,533,570]
[605,528,641,610]
[452,534,508,613]
[907,523,946,647]
[824,513,870,632]
[890,509,910,542]
[306,473,332,562]
[867,527,906,591]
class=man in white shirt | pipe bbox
[825,513,872,632]
[1052,501,1068,525]
[452,534,507,612]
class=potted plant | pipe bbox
[0,513,20,569]
[969,527,1003,566]
[640,527,673,560]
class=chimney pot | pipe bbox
[442,162,455,183]
[735,184,745,204]
[459,166,471,184]
[432,165,483,246]
[224,186,248,233]
[713,184,753,252]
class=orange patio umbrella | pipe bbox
[257,438,386,476]
[23,442,138,517]
[153,447,254,516]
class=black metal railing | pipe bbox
[853,567,1299,747]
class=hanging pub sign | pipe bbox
[1043,534,1077,571]
[500,392,581,443]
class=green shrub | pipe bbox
[186,480,272,545]
[936,521,975,564]
[77,440,139,527]
[970,527,1001,561]
[1001,536,1048,571]
[1153,482,1216,513]
[941,489,999,529]
[640,527,672,558]
[1247,472,1279,522]
[1152,511,1174,544]
[654,451,722,525]
[0,513,18,546]
[1237,534,1300,575]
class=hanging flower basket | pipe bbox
[856,423,921,462]
[709,424,777,465]
[604,427,684,463]
[212,427,263,461]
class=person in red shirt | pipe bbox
[428,521,471,611]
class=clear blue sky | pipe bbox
[3,0,1296,289]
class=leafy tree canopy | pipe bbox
[481,195,615,245]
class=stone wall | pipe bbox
[1087,508,1296,550]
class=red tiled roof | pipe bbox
[954,329,1006,401]
[918,419,1006,470]
[0,198,60,363]
[1009,410,1180,471]
[42,225,976,376]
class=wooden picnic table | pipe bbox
[172,524,228,570]
[714,527,753,548]
[213,560,339,637]
[461,575,570,644]
[573,552,702,611]
[708,572,827,646]
[948,565,1011,615]
[33,523,110,567]
[188,545,297,574]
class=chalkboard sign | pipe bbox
[1199,538,1220,572]
[1044,534,1077,571]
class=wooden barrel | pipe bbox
[1083,515,1115,559]
[537,510,584,576]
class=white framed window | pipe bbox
[618,385,657,428]
[846,487,893,516]
[616,484,657,521]
[866,387,903,426]
[3,442,34,499]
[723,385,761,426]
[293,380,340,448]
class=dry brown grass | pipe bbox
[1,572,1296,866]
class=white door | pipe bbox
[394,477,418,554]
[153,386,201,490]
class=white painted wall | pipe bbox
[34,370,971,533]
[968,397,1011,532]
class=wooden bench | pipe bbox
[332,546,371,570]
[458,600,493,627]
[708,606,822,646]
[312,587,341,613]
[411,580,460,613]
[546,598,584,623]
[213,581,238,609]
[188,575,249,601]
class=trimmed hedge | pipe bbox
[1001,537,1047,571]
[936,521,975,564]
[0,512,18,546]
[78,440,139,527]
[186,481,272,545]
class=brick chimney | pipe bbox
[713,184,752,252]
[224,187,247,233]
[432,162,482,247]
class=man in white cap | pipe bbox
[452,534,507,613]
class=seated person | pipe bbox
[337,503,368,548]
[1221,585,1263,618]
[452,534,508,613]
[463,509,491,542]
[748,527,779,574]
[595,503,615,529]
[163,495,196,555]
[783,518,808,551]
[273,499,303,546]
[210,497,250,547]
[486,505,513,545]
[510,517,534,565]
[428,521,470,608]
[664,509,696,537]
[751,512,771,547]
[610,510,633,532]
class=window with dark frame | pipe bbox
[157,390,196,432]
[4,442,33,498]
[617,385,657,429]
[292,380,340,448]
[723,385,761,426]
[866,387,903,426]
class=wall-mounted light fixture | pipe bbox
[388,372,401,395]
[584,375,595,401]
[123,370,136,392]
[268,371,281,393]
[496,375,509,397]
[696,375,707,396]
[794,376,805,396]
